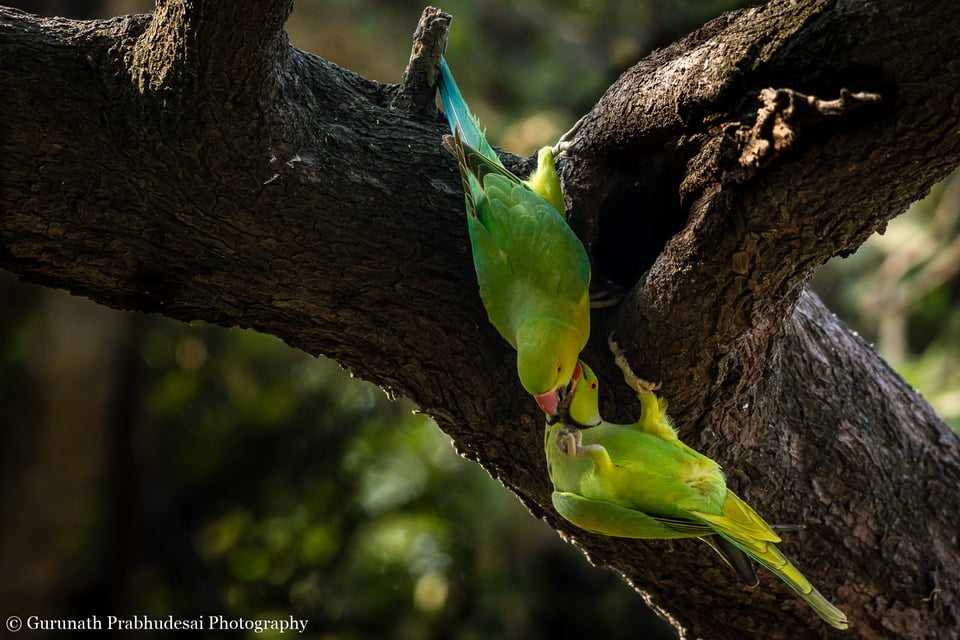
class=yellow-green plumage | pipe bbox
[525,146,566,216]
[438,58,590,410]
[547,361,849,630]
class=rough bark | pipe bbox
[1,1,959,638]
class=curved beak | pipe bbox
[536,363,585,421]
[534,390,560,418]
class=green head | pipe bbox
[566,360,602,427]
[523,146,566,217]
[517,318,583,418]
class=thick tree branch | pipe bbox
[562,0,960,420]
[2,1,959,638]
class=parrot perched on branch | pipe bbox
[546,358,849,630]
[437,57,590,416]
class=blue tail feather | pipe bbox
[438,58,500,164]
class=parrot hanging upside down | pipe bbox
[546,347,849,630]
[437,57,591,417]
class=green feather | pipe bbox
[438,58,590,399]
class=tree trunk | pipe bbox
[1,1,958,637]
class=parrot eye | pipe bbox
[589,382,598,392]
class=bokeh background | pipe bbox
[2,1,958,638]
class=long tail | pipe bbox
[724,531,850,630]
[437,58,569,216]
[438,58,499,164]
[694,492,850,630]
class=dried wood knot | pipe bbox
[736,87,882,178]
[391,7,452,116]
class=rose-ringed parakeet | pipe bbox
[437,57,591,416]
[546,359,849,630]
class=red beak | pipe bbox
[534,390,559,417]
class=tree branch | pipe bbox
[2,1,959,637]
[561,0,960,418]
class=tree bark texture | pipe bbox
[1,1,959,638]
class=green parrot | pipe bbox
[438,57,590,416]
[545,360,849,630]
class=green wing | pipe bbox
[551,491,712,539]
[547,422,714,539]
[439,59,590,347]
[449,132,590,345]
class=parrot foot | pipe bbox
[557,425,607,460]
[589,275,626,309]
[589,290,620,309]
[556,425,583,457]
[552,115,587,157]
[607,334,660,394]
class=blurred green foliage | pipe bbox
[1,289,680,639]
[1,1,958,640]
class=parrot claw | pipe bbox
[589,276,626,309]
[607,333,660,394]
[589,289,622,309]
[551,115,587,157]
[556,425,583,457]
[557,425,607,459]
